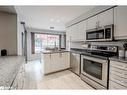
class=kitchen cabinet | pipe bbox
[114,6,127,39]
[43,53,52,74]
[51,53,61,72]
[86,15,98,30]
[98,8,113,27]
[66,27,71,42]
[109,60,127,89]
[86,8,113,30]
[70,24,78,41]
[77,21,86,41]
[43,52,70,74]
[66,20,86,42]
[60,52,70,69]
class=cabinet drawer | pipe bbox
[110,66,127,78]
[110,61,127,70]
[109,80,127,89]
[110,73,127,87]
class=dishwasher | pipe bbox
[70,51,81,76]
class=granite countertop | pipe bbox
[110,56,127,63]
[42,50,69,54]
[0,56,24,89]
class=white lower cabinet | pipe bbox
[109,60,127,89]
[109,80,127,89]
[43,52,70,74]
[43,54,52,74]
[60,52,70,70]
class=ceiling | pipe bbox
[15,6,95,31]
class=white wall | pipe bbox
[0,12,17,56]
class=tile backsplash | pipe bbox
[89,40,127,50]
[70,40,127,50]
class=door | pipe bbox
[86,15,98,30]
[114,6,127,39]
[98,8,113,27]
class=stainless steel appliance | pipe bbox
[80,45,118,89]
[86,24,113,42]
[70,49,81,76]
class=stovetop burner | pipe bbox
[71,45,118,59]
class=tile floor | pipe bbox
[23,60,94,90]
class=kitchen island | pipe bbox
[42,50,70,75]
[0,56,25,90]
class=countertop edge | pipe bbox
[110,57,127,63]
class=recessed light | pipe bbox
[50,19,54,22]
[57,20,60,23]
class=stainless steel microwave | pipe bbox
[86,25,113,42]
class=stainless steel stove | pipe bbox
[80,45,118,89]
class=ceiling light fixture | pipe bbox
[57,20,60,23]
[50,19,54,22]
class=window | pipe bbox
[34,33,60,53]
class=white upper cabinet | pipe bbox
[78,20,87,41]
[98,8,113,27]
[114,6,127,39]
[86,8,113,30]
[66,27,71,42]
[86,15,98,30]
[66,20,86,42]
[71,24,78,41]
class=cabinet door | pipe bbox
[98,8,113,27]
[66,27,71,50]
[114,6,127,39]
[61,52,70,69]
[43,54,51,74]
[66,27,71,42]
[86,15,98,30]
[77,20,87,41]
[51,53,61,72]
[71,24,78,41]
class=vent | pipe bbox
[50,27,54,29]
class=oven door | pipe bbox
[81,55,108,87]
